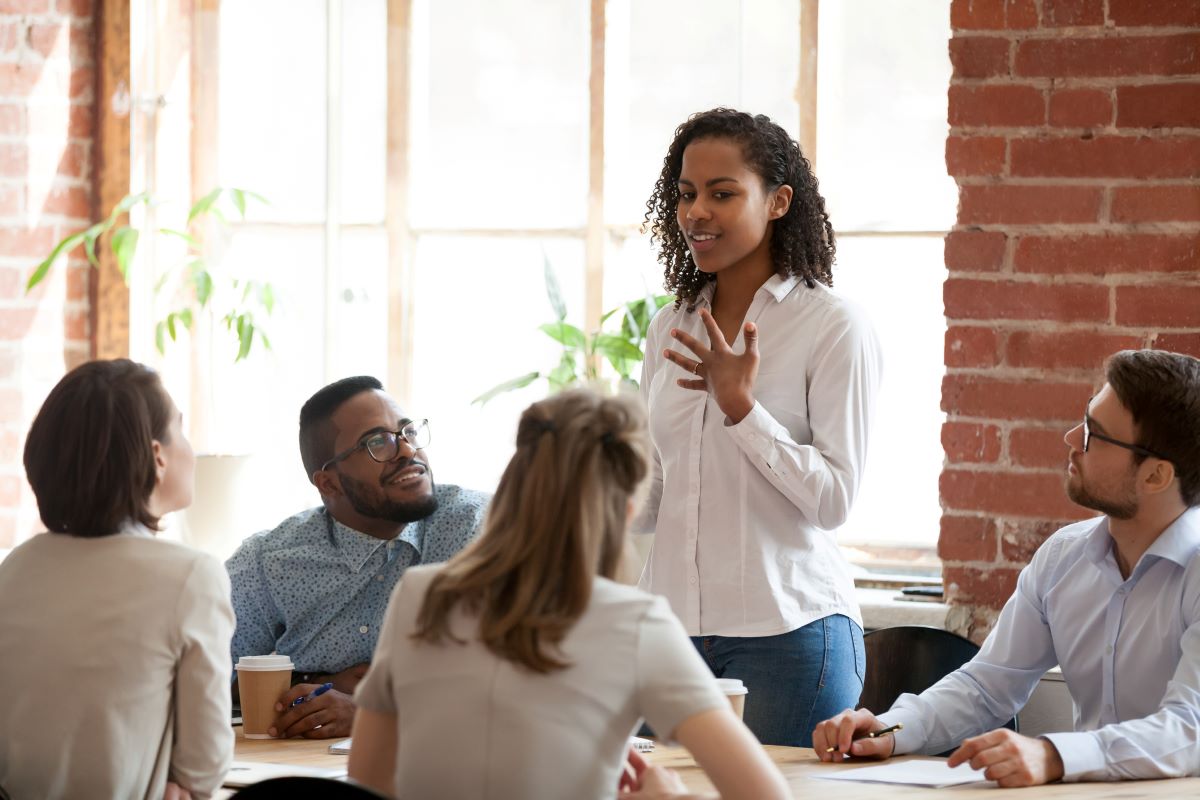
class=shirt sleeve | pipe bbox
[355,568,423,714]
[724,300,883,531]
[632,309,665,535]
[225,535,283,672]
[170,554,237,798]
[876,543,1061,756]
[635,595,727,741]
[1041,579,1200,781]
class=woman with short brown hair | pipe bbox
[0,359,235,800]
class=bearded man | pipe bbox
[814,350,1200,786]
[227,376,488,739]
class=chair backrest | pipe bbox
[860,625,1017,733]
[230,776,389,799]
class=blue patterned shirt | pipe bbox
[226,484,489,675]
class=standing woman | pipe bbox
[0,360,235,799]
[638,108,883,747]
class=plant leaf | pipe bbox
[188,188,222,223]
[155,321,166,354]
[113,191,150,219]
[158,227,198,246]
[471,371,540,405]
[110,226,139,282]
[166,313,177,341]
[543,253,566,322]
[538,321,586,350]
[547,351,578,390]
[237,322,254,361]
[178,308,193,329]
[25,230,86,291]
[593,333,644,363]
[259,283,276,314]
[230,188,247,218]
[193,271,213,306]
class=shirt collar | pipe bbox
[1082,508,1200,572]
[118,520,155,539]
[327,512,425,572]
[1141,507,1200,568]
[685,273,801,312]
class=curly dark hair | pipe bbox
[643,108,835,304]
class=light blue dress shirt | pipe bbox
[878,508,1200,781]
[226,484,488,676]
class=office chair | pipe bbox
[860,625,1018,740]
[230,776,389,799]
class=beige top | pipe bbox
[356,564,727,800]
[0,528,236,800]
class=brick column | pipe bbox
[942,0,1200,641]
[0,0,95,548]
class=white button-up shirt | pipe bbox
[635,275,882,637]
[879,509,1200,781]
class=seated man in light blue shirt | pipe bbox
[813,349,1200,786]
[227,376,489,739]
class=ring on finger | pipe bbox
[692,361,701,375]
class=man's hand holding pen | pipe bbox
[812,708,898,761]
[269,681,356,739]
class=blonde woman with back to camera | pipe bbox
[347,389,789,799]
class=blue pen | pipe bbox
[291,682,334,708]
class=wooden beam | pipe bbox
[585,0,606,351]
[386,0,415,404]
[798,0,818,167]
[94,0,132,359]
[190,0,220,447]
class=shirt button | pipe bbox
[689,576,697,585]
[359,625,369,634]
[1106,645,1114,655]
[387,541,395,548]
[376,575,384,582]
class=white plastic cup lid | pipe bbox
[235,654,295,672]
[715,678,748,696]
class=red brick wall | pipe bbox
[0,1,95,549]
[941,0,1200,641]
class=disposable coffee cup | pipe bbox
[715,678,749,719]
[236,655,295,739]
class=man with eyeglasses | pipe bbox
[813,349,1200,786]
[226,376,489,739]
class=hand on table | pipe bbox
[664,308,759,424]
[162,782,191,800]
[269,683,356,739]
[947,729,1064,787]
[811,708,896,762]
[622,764,690,798]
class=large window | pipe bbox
[129,0,952,561]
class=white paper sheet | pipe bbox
[223,760,348,787]
[328,737,353,754]
[814,759,989,788]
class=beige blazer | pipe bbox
[0,527,235,799]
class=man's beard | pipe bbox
[1065,469,1138,520]
[337,460,440,524]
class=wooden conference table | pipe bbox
[229,730,1200,798]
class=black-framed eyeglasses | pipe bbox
[1082,413,1169,461]
[319,419,431,472]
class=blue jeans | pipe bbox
[691,615,865,747]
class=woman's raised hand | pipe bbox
[665,308,759,424]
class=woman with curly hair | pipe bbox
[636,108,883,747]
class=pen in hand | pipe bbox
[290,682,334,708]
[825,722,903,753]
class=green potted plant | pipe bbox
[26,187,275,361]
[473,256,672,404]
